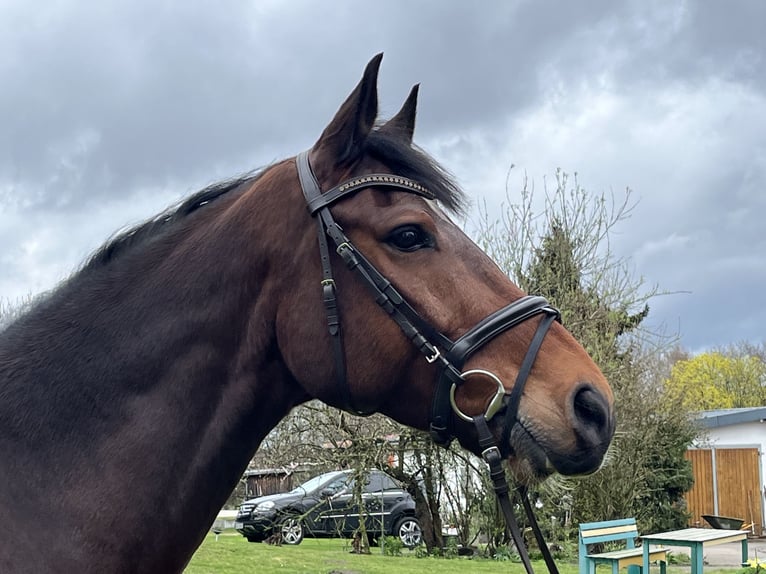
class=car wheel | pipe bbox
[279,515,304,545]
[394,516,422,548]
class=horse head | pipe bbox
[274,54,615,483]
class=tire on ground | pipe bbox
[279,515,304,545]
[394,516,422,548]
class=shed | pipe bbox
[685,407,766,536]
[243,468,296,498]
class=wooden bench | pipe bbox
[579,518,667,574]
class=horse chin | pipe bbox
[505,457,555,486]
[505,425,557,485]
[507,423,609,483]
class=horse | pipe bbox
[0,54,615,573]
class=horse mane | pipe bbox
[82,173,261,271]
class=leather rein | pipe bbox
[296,151,560,574]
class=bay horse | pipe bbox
[0,54,615,573]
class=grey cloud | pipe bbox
[0,0,647,210]
[1,0,765,351]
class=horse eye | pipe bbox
[386,225,432,252]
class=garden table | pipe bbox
[641,528,747,574]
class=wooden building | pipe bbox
[243,468,296,498]
[685,407,766,536]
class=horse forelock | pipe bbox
[363,130,467,216]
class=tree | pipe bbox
[249,397,518,555]
[477,168,696,534]
[665,352,766,409]
[248,403,400,552]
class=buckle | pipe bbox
[425,346,441,364]
[481,445,502,465]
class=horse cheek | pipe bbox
[274,295,333,400]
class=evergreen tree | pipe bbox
[478,170,695,534]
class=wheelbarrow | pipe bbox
[701,514,753,531]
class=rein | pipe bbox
[297,151,560,574]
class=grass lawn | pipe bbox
[185,531,745,574]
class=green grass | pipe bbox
[184,532,574,574]
[185,532,744,574]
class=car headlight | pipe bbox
[255,501,275,512]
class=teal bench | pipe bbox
[579,518,667,574]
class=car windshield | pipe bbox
[289,471,345,494]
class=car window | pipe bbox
[379,474,400,491]
[323,475,351,495]
[289,471,343,494]
[364,472,399,493]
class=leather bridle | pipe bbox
[297,151,560,574]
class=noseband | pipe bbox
[297,151,560,574]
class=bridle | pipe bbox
[297,151,560,574]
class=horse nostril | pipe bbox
[548,384,615,476]
[572,385,611,441]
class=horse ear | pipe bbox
[310,53,382,174]
[379,84,419,143]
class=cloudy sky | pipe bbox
[1,1,764,352]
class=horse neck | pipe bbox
[0,173,305,572]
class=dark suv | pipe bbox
[235,469,422,547]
